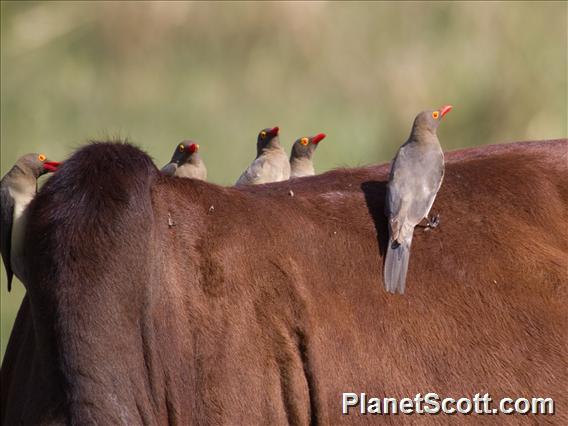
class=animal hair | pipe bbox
[1,139,566,425]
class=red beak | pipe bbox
[43,161,61,172]
[268,126,279,137]
[440,105,453,118]
[188,143,199,154]
[311,133,326,144]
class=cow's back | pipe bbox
[1,139,566,425]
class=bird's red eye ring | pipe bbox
[260,131,267,139]
[38,154,46,162]
[432,111,440,120]
[300,137,309,146]
[179,144,185,152]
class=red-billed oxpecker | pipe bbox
[161,141,207,181]
[289,133,327,178]
[384,105,452,294]
[235,126,290,186]
[0,153,61,291]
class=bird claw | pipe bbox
[427,214,440,229]
[423,214,440,232]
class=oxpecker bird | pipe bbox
[384,105,452,294]
[289,133,326,178]
[161,141,207,181]
[1,153,61,291]
[235,127,290,186]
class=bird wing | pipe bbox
[386,145,410,220]
[235,166,254,186]
[387,144,444,242]
[236,150,290,186]
[161,163,177,176]
[386,170,411,243]
[0,183,14,290]
[236,157,269,185]
[408,149,444,221]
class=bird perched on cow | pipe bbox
[161,141,207,180]
[289,133,327,178]
[384,105,452,294]
[235,126,290,186]
[1,153,61,291]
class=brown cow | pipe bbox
[1,139,567,425]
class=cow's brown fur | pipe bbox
[1,139,567,425]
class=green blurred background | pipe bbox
[1,1,566,360]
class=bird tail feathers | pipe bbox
[384,235,413,294]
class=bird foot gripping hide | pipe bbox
[424,213,440,231]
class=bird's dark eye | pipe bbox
[300,138,309,146]
[260,131,267,139]
[432,111,440,120]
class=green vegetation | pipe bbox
[1,1,566,360]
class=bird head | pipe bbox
[256,126,280,153]
[291,133,327,160]
[19,153,61,177]
[170,141,200,165]
[412,105,452,136]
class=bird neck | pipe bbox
[6,166,37,197]
[12,163,37,179]
[409,127,440,146]
[290,146,314,161]
[185,153,202,166]
[290,156,314,177]
[257,141,283,158]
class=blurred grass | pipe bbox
[1,1,566,360]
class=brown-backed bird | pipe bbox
[1,153,61,291]
[161,141,207,181]
[384,105,452,294]
[290,133,326,178]
[235,126,290,186]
